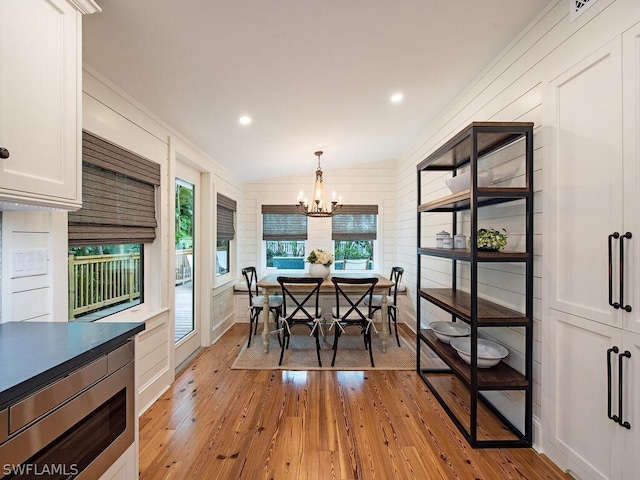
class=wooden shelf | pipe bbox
[417,187,529,213]
[419,329,529,389]
[417,247,529,262]
[416,122,533,171]
[419,288,530,326]
[416,373,527,446]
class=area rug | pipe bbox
[231,328,416,371]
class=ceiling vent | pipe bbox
[570,0,598,21]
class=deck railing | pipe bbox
[68,253,141,320]
[175,249,193,284]
[69,249,193,320]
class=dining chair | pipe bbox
[365,266,404,347]
[277,276,325,367]
[241,266,283,348]
[329,276,379,367]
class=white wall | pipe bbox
[394,0,640,451]
[243,159,398,276]
[82,65,244,410]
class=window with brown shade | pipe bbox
[216,193,236,276]
[67,131,161,322]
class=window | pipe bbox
[68,131,160,322]
[262,205,307,270]
[216,193,236,276]
[332,205,378,270]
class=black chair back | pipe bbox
[331,276,378,322]
[389,266,404,305]
[241,266,259,302]
[277,276,323,321]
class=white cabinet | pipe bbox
[549,312,639,480]
[547,37,623,330]
[545,25,640,480]
[97,443,137,480]
[622,22,640,337]
[0,0,99,210]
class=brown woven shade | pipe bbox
[332,205,378,240]
[217,193,237,241]
[262,205,308,241]
[69,131,160,246]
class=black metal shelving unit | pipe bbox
[416,122,534,448]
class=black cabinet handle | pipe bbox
[619,232,632,312]
[0,147,9,159]
[607,346,619,422]
[617,350,631,429]
[609,233,620,309]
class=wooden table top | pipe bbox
[257,272,394,290]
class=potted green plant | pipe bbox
[471,228,508,252]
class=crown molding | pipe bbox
[67,0,102,15]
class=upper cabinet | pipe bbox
[0,0,100,210]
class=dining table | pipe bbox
[256,272,395,354]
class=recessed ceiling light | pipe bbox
[239,115,252,125]
[391,93,403,103]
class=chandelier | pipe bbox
[296,151,342,217]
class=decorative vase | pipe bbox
[309,263,330,279]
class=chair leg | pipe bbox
[331,327,341,366]
[314,328,322,367]
[279,324,289,366]
[367,328,375,367]
[254,312,260,335]
[390,306,401,347]
[247,309,258,347]
[273,307,282,347]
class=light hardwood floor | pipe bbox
[139,323,571,479]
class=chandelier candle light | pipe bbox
[296,151,342,217]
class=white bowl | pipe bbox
[449,337,509,368]
[429,321,470,344]
[445,169,493,194]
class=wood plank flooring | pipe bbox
[138,323,571,480]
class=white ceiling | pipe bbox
[83,0,552,181]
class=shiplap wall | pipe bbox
[242,159,398,276]
[394,0,640,450]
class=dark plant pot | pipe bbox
[477,247,500,252]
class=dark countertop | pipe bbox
[0,321,145,410]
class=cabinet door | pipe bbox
[547,38,623,328]
[621,331,640,480]
[622,23,640,335]
[548,309,623,480]
[0,0,81,208]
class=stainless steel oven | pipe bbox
[0,341,135,479]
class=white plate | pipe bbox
[429,321,470,344]
[445,169,493,194]
[449,337,509,368]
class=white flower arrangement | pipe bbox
[306,249,334,267]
